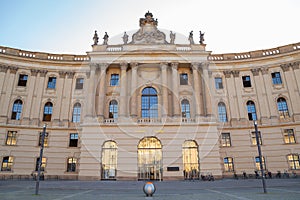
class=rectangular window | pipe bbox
[287,154,300,170]
[221,133,231,147]
[67,157,77,172]
[17,74,28,87]
[214,77,223,89]
[251,131,262,145]
[283,129,296,144]
[255,156,266,170]
[110,74,119,86]
[224,157,234,172]
[1,156,14,171]
[75,78,84,89]
[180,73,188,85]
[35,157,46,171]
[242,76,252,87]
[69,133,78,147]
[271,72,282,85]
[47,77,57,89]
[6,131,17,145]
[39,132,49,147]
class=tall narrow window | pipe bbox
[224,157,234,172]
[72,103,81,123]
[214,77,223,89]
[47,77,57,89]
[6,131,17,146]
[75,78,84,89]
[67,157,77,172]
[271,72,282,85]
[109,100,118,119]
[251,131,262,145]
[110,74,119,86]
[35,157,46,171]
[141,87,158,118]
[182,140,199,180]
[283,129,296,144]
[1,156,14,171]
[247,101,257,120]
[180,73,188,85]
[17,74,28,87]
[218,102,227,122]
[277,97,289,118]
[11,100,23,120]
[181,99,190,118]
[287,154,300,170]
[255,156,266,170]
[39,132,49,147]
[69,133,78,147]
[221,133,231,147]
[102,141,118,180]
[43,102,53,121]
[242,76,252,87]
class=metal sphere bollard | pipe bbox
[143,182,156,197]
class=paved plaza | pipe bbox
[0,178,300,200]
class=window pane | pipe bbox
[72,103,81,122]
[6,131,17,145]
[141,87,158,118]
[102,141,118,179]
[47,77,57,89]
[221,133,231,147]
[180,73,188,85]
[218,102,227,122]
[75,78,84,89]
[11,100,23,120]
[110,74,119,86]
[247,101,257,121]
[272,72,282,85]
[215,77,223,89]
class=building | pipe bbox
[0,12,299,180]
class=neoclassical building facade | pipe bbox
[0,12,299,180]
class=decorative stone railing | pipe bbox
[181,118,196,123]
[137,118,162,123]
[106,46,123,52]
[176,46,192,51]
[104,118,117,123]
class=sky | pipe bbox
[0,0,299,55]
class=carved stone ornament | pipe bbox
[251,68,260,76]
[130,11,167,44]
[223,71,231,78]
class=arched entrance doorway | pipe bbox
[138,137,162,180]
[182,140,200,180]
[101,140,117,180]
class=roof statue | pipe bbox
[93,30,99,45]
[131,11,167,44]
[103,32,109,45]
[188,31,194,44]
[199,31,205,44]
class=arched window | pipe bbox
[138,137,162,180]
[141,87,158,118]
[72,103,81,123]
[277,97,289,118]
[247,101,257,121]
[218,102,227,122]
[182,140,199,180]
[109,100,118,118]
[181,99,191,118]
[43,102,53,121]
[102,141,117,180]
[11,100,23,120]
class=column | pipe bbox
[86,63,97,118]
[232,70,244,120]
[201,62,213,116]
[161,63,169,118]
[0,66,10,123]
[52,71,66,124]
[171,62,180,117]
[60,72,74,125]
[130,63,138,118]
[261,68,277,118]
[119,62,128,118]
[223,71,239,122]
[191,63,203,117]
[98,64,108,120]
[291,63,300,121]
[2,67,18,117]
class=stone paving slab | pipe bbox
[0,179,300,200]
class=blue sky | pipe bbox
[0,0,299,54]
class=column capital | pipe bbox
[223,70,232,78]
[99,63,109,71]
[200,62,209,70]
[0,65,9,73]
[9,66,18,74]
[30,69,39,76]
[120,62,128,70]
[39,70,48,77]
[280,64,290,72]
[66,71,75,79]
[232,70,240,78]
[191,62,200,70]
[251,68,260,76]
[291,62,300,70]
[171,62,178,70]
[261,67,269,75]
[160,62,168,70]
[89,63,98,71]
[59,71,66,78]
[130,62,138,69]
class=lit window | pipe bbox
[181,99,190,118]
[43,102,53,121]
[255,156,266,171]
[251,131,262,145]
[72,103,81,123]
[75,78,84,89]
[102,141,118,179]
[141,87,158,118]
[69,133,78,147]
[277,97,289,118]
[109,100,118,119]
[224,157,234,172]
[180,73,188,85]
[39,132,49,147]
[247,101,257,121]
[271,72,282,85]
[218,102,227,122]
[17,74,28,87]
[110,74,119,86]
[6,131,17,146]
[35,157,46,171]
[287,154,300,170]
[242,76,252,87]
[11,100,23,120]
[283,129,296,144]
[1,156,14,171]
[67,157,77,172]
[182,140,199,180]
[221,133,231,147]
[215,77,223,89]
[47,77,56,89]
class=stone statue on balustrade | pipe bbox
[93,30,99,45]
[103,32,109,45]
[199,31,205,44]
[170,31,176,44]
[122,32,129,44]
[188,31,194,44]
